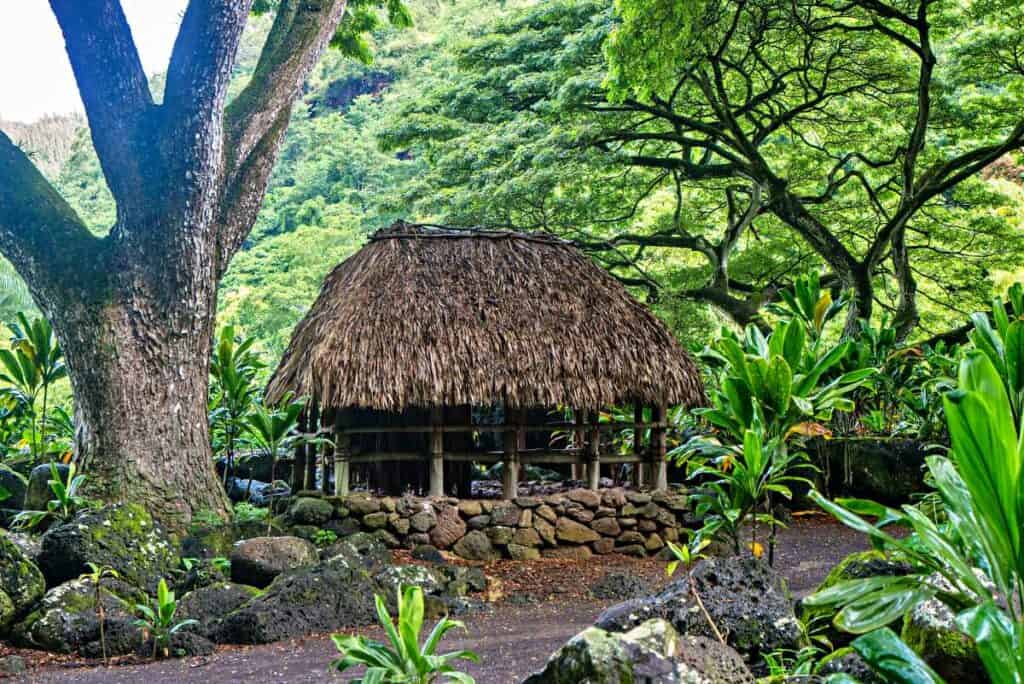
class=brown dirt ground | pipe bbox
[5,514,870,683]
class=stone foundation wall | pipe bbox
[279,487,691,561]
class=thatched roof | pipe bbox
[267,222,703,411]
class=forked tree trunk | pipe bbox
[0,0,349,529]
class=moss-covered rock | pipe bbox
[229,536,318,588]
[287,497,333,526]
[177,582,262,637]
[902,595,985,682]
[10,577,144,654]
[816,647,884,683]
[211,548,381,644]
[0,532,45,632]
[522,618,754,683]
[37,503,178,593]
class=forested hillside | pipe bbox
[12,0,1024,360]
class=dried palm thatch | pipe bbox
[267,222,704,411]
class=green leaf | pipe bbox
[851,628,946,684]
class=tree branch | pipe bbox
[0,133,107,302]
[48,0,153,211]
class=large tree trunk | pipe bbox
[56,291,226,526]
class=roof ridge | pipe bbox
[370,221,571,246]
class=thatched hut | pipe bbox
[267,222,703,499]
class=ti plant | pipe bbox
[209,325,263,485]
[968,282,1024,427]
[331,585,478,683]
[79,562,120,665]
[805,351,1024,683]
[245,392,330,530]
[11,461,90,530]
[683,301,875,561]
[133,578,198,660]
[0,313,67,462]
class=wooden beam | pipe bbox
[429,406,444,497]
[572,409,584,481]
[338,421,665,435]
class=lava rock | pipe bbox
[178,582,261,637]
[523,618,754,683]
[229,536,318,588]
[596,556,801,668]
[287,496,333,526]
[0,468,27,510]
[589,571,652,601]
[429,505,466,549]
[555,517,600,544]
[11,577,144,654]
[24,463,70,512]
[37,503,178,593]
[0,532,45,632]
[453,531,500,561]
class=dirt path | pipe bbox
[13,515,869,683]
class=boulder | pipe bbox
[323,533,391,570]
[533,518,556,546]
[0,533,45,632]
[816,647,885,683]
[592,538,615,555]
[566,488,601,509]
[523,618,754,684]
[216,450,275,482]
[508,544,540,561]
[542,546,592,560]
[180,519,285,559]
[466,515,491,530]
[486,526,514,545]
[555,517,600,544]
[212,548,381,644]
[410,509,438,532]
[490,502,521,527]
[596,557,801,667]
[411,544,445,564]
[24,463,69,512]
[512,528,541,547]
[287,496,333,525]
[535,504,557,523]
[453,531,500,561]
[37,503,178,592]
[591,517,621,537]
[363,511,389,529]
[225,477,289,505]
[11,577,143,654]
[902,593,984,682]
[0,467,27,510]
[178,582,261,637]
[375,564,445,599]
[344,495,381,516]
[590,571,652,601]
[229,536,318,588]
[429,505,466,549]
[457,500,483,517]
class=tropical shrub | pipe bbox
[11,461,91,529]
[682,293,875,560]
[331,585,478,683]
[0,313,67,462]
[209,326,263,483]
[805,351,1024,683]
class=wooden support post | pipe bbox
[291,409,307,492]
[634,403,645,488]
[304,401,319,490]
[320,408,335,495]
[502,407,520,500]
[588,412,601,491]
[572,409,585,481]
[653,403,668,490]
[334,410,351,497]
[429,406,444,497]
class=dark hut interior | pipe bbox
[267,222,704,499]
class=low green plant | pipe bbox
[12,461,90,530]
[79,562,120,665]
[330,585,478,683]
[232,501,268,524]
[133,578,198,660]
[805,350,1024,683]
[313,529,338,548]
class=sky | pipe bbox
[0,1,188,122]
